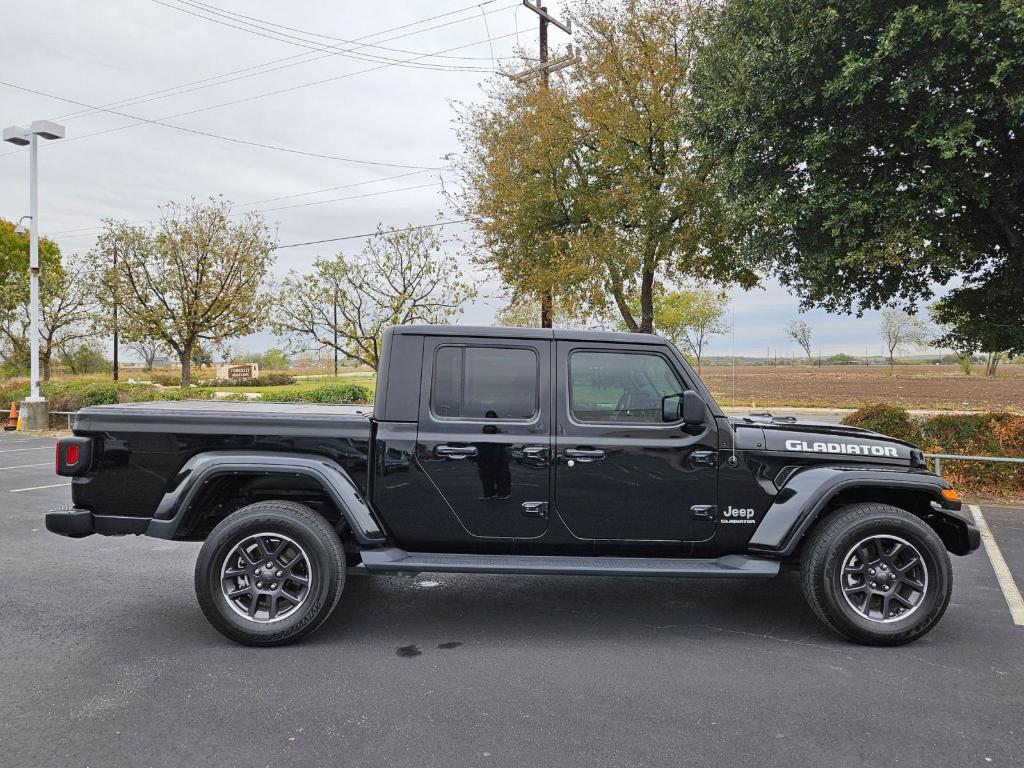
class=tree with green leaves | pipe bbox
[691,0,1024,327]
[0,242,95,380]
[931,297,1022,377]
[452,0,757,334]
[92,198,275,386]
[59,342,111,375]
[233,348,291,371]
[654,287,730,373]
[272,225,476,370]
[452,77,583,328]
[0,218,65,376]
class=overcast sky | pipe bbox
[0,0,946,359]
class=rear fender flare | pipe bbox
[145,451,386,543]
[748,466,977,557]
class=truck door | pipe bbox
[553,342,719,542]
[416,336,552,540]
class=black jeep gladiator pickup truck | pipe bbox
[46,325,980,646]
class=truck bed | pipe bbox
[70,400,374,521]
[74,399,373,437]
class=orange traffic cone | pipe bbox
[3,401,17,431]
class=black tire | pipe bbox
[195,501,345,646]
[800,502,952,646]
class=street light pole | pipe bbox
[3,120,65,403]
[27,132,41,400]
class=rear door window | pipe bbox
[431,346,539,420]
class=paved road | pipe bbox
[1,431,1022,768]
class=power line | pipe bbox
[150,0,497,73]
[0,79,444,170]
[50,180,448,240]
[52,2,518,124]
[259,180,442,214]
[168,0,515,62]
[0,28,520,160]
[275,218,476,249]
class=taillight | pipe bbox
[56,437,93,477]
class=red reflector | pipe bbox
[66,444,80,466]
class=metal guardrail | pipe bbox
[49,410,75,430]
[926,453,1024,476]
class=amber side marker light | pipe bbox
[941,488,961,502]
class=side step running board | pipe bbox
[359,548,780,578]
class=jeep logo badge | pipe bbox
[722,506,755,524]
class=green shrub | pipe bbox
[0,383,29,408]
[195,374,297,387]
[265,382,372,405]
[841,404,922,444]
[38,381,214,411]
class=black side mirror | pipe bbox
[682,390,706,426]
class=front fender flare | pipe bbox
[748,466,977,557]
[144,451,386,543]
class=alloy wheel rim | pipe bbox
[839,534,928,624]
[220,532,313,624]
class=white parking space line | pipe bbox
[969,504,1024,627]
[0,462,53,470]
[0,447,53,453]
[9,482,69,493]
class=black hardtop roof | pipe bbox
[392,324,671,345]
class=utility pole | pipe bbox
[511,2,576,328]
[112,239,119,381]
[332,286,339,377]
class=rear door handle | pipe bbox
[563,448,606,462]
[435,444,478,459]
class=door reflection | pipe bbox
[476,410,512,500]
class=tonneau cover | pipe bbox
[73,399,373,438]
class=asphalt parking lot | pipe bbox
[1,431,1022,768]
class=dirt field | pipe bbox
[700,363,1024,411]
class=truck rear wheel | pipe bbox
[800,502,952,646]
[194,501,345,646]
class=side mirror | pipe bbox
[682,390,706,426]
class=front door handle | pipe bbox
[690,450,717,467]
[522,501,548,518]
[690,504,717,520]
[563,448,606,462]
[436,444,478,459]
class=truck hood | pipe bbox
[730,413,920,465]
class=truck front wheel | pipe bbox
[800,503,952,646]
[194,501,346,646]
